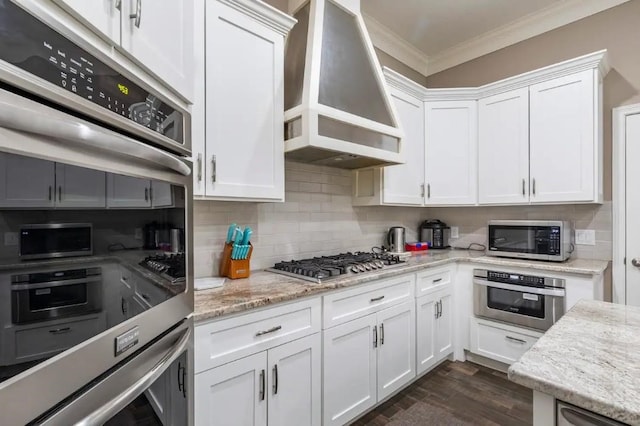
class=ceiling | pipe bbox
[361,0,562,56]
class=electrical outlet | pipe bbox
[575,229,596,246]
[4,232,18,246]
[450,226,459,239]
[134,228,143,240]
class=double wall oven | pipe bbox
[0,1,193,425]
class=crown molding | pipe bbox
[220,0,297,36]
[363,13,429,76]
[383,67,428,99]
[426,0,629,76]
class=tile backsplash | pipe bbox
[194,161,612,278]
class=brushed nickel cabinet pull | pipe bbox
[129,0,142,28]
[49,327,71,334]
[144,187,149,201]
[380,323,384,345]
[255,325,282,337]
[48,186,52,201]
[370,295,385,302]
[211,155,217,183]
[420,183,425,198]
[433,278,442,284]
[197,153,202,182]
[273,364,279,395]
[259,369,265,401]
[532,178,536,196]
[506,336,527,345]
[522,179,525,196]
[373,325,378,348]
[427,183,431,199]
[58,186,62,201]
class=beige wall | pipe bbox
[426,0,640,202]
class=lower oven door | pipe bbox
[473,279,565,331]
[33,318,192,426]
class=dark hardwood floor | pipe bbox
[351,361,533,426]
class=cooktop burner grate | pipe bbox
[266,251,405,283]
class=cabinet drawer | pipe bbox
[14,314,105,362]
[416,266,453,297]
[323,274,415,329]
[135,278,170,308]
[195,298,320,373]
[469,318,541,365]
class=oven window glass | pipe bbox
[0,152,187,384]
[487,287,545,318]
[488,225,550,254]
[29,284,87,311]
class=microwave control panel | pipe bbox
[487,271,545,287]
[0,0,184,144]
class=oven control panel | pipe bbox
[487,271,545,286]
[0,0,184,144]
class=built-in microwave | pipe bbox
[487,220,573,262]
[20,223,92,260]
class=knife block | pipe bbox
[219,242,253,279]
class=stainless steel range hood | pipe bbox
[283,0,404,169]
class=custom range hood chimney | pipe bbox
[283,0,404,169]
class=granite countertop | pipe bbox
[194,250,609,322]
[509,300,640,425]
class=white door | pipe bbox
[169,353,188,426]
[425,100,478,205]
[322,314,377,426]
[204,2,285,201]
[376,301,416,400]
[624,111,640,306]
[52,0,121,44]
[267,334,321,426]
[106,175,151,208]
[416,295,437,375]
[478,88,530,204]
[382,88,425,205]
[191,0,206,197]
[529,69,596,203]
[120,0,194,100]
[146,373,169,424]
[151,181,173,207]
[194,352,268,426]
[0,153,55,208]
[55,163,106,208]
[435,289,454,361]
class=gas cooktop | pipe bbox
[139,253,186,284]
[266,251,406,284]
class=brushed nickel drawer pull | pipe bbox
[49,327,71,334]
[370,295,385,302]
[505,336,527,345]
[373,325,378,348]
[255,325,282,337]
[433,278,442,283]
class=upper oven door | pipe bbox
[0,85,193,425]
[0,0,191,156]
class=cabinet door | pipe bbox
[191,0,206,197]
[55,163,106,208]
[529,69,597,203]
[382,88,425,205]
[120,0,194,100]
[204,2,285,201]
[146,373,168,424]
[195,352,267,426]
[151,180,173,208]
[435,289,454,362]
[169,352,188,426]
[425,101,478,205]
[416,295,437,375]
[0,153,55,208]
[323,314,377,426]
[106,174,151,208]
[267,334,321,426]
[478,88,530,204]
[376,301,416,400]
[52,0,121,44]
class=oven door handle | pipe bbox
[74,326,191,426]
[11,276,102,290]
[0,91,190,177]
[473,279,566,297]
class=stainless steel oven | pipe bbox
[11,266,102,324]
[473,269,565,331]
[0,1,193,424]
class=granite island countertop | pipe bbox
[509,300,640,425]
[195,250,609,322]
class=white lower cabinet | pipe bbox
[416,285,453,375]
[195,334,320,426]
[469,318,541,365]
[323,300,416,426]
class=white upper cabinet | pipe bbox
[106,174,151,208]
[53,0,121,44]
[0,153,55,208]
[478,88,530,205]
[55,163,106,208]
[529,69,599,203]
[382,88,425,206]
[424,100,478,206]
[193,0,295,202]
[120,0,194,101]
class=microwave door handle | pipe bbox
[11,276,102,290]
[473,278,565,297]
[0,91,190,177]
[73,327,191,426]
